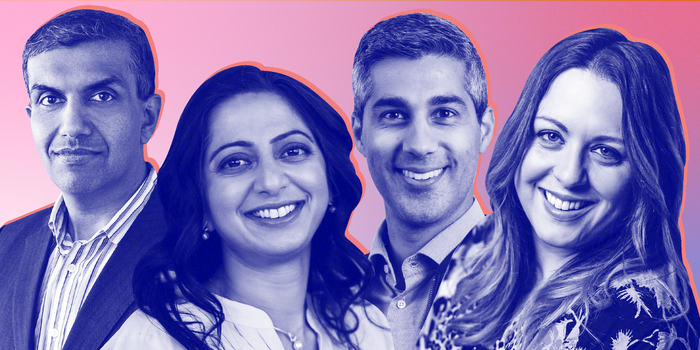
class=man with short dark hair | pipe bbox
[0,8,165,350]
[351,12,495,349]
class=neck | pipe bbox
[384,196,474,267]
[533,238,577,283]
[62,163,148,241]
[212,249,311,336]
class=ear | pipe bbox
[351,113,366,156]
[202,212,214,232]
[26,104,32,118]
[140,93,162,144]
[478,106,495,154]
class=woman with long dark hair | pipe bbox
[421,28,699,349]
[104,65,392,350]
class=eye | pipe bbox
[536,130,563,145]
[89,92,114,102]
[591,145,624,165]
[38,94,63,107]
[280,144,311,162]
[434,109,457,119]
[380,111,406,120]
[217,155,252,174]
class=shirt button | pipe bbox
[67,264,77,273]
[397,300,406,309]
[50,328,59,338]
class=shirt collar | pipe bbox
[368,197,485,267]
[47,163,157,249]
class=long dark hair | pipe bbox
[134,64,371,349]
[447,28,693,347]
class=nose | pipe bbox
[58,100,91,138]
[402,118,438,157]
[253,158,289,196]
[552,148,588,189]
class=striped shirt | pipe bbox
[35,165,157,350]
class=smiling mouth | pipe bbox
[250,202,301,219]
[402,168,444,181]
[543,190,593,211]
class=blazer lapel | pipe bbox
[62,193,166,349]
[11,211,54,350]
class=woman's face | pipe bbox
[203,92,329,263]
[515,68,632,257]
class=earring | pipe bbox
[202,225,211,240]
[328,200,336,213]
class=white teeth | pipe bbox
[253,204,297,218]
[403,168,444,181]
[545,190,587,211]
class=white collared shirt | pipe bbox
[35,165,157,350]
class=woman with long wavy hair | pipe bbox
[421,28,699,350]
[103,65,392,350]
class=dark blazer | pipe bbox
[0,192,166,350]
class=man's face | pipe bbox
[26,41,159,200]
[353,55,493,229]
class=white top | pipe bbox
[103,295,394,350]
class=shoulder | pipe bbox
[347,301,394,350]
[102,309,186,350]
[0,206,52,237]
[0,206,53,268]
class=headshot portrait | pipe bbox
[103,63,393,350]
[421,27,700,350]
[0,7,164,350]
[351,11,494,350]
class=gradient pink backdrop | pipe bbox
[2,2,698,297]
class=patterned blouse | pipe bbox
[420,217,700,350]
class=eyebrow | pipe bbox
[270,130,314,144]
[28,84,60,97]
[208,140,254,163]
[429,95,468,107]
[208,130,314,163]
[83,77,126,92]
[592,135,625,145]
[371,96,410,110]
[535,116,569,134]
[29,77,126,96]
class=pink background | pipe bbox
[1,2,699,297]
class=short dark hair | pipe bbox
[22,8,156,100]
[352,12,488,122]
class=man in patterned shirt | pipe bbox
[0,8,165,350]
[351,12,495,350]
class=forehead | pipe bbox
[26,40,136,91]
[366,55,470,104]
[538,69,622,123]
[207,92,313,145]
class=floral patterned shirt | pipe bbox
[420,217,700,350]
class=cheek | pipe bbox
[591,165,633,204]
[306,163,330,200]
[365,128,400,155]
[205,177,246,221]
[516,148,548,186]
[30,118,53,146]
